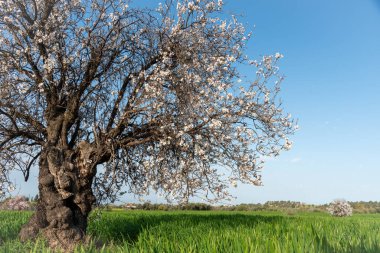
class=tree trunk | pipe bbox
[19,143,97,250]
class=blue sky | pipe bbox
[225,0,380,204]
[11,0,380,204]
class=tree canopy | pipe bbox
[0,0,295,203]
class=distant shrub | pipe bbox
[327,199,353,217]
[179,203,212,211]
[0,196,33,211]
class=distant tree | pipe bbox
[327,199,353,217]
[0,0,295,249]
[0,195,31,210]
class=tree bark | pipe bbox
[19,143,97,250]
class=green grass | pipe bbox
[1,210,380,252]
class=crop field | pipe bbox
[1,210,380,252]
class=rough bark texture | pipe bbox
[19,143,97,250]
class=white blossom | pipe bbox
[275,52,284,59]
[0,0,295,205]
[327,199,353,217]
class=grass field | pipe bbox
[1,210,380,252]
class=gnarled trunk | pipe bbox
[19,143,97,250]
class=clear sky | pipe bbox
[11,0,380,204]
[224,0,380,204]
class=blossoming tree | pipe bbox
[0,0,295,248]
[327,199,353,217]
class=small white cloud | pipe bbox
[290,157,301,163]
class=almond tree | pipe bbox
[327,199,353,217]
[0,0,296,248]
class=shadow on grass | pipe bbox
[88,211,380,253]
[312,226,380,253]
[317,236,380,253]
[0,211,33,242]
[88,212,286,244]
[5,211,380,253]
